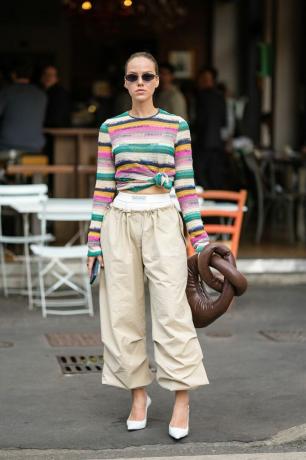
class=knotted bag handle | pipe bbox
[186,243,248,328]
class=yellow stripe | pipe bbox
[117,163,152,171]
[191,230,204,237]
[94,190,114,197]
[88,231,100,237]
[108,121,176,131]
[98,146,112,152]
[176,189,195,197]
[175,143,191,151]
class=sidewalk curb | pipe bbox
[1,424,306,459]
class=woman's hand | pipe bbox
[87,255,104,277]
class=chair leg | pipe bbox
[22,214,33,310]
[31,252,95,316]
[37,257,47,318]
[24,242,33,310]
[0,243,8,297]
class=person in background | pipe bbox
[154,62,188,119]
[40,65,71,128]
[194,66,227,189]
[217,82,236,144]
[0,60,47,154]
[40,64,71,179]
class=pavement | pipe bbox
[0,282,306,459]
[0,453,305,460]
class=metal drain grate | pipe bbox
[57,355,157,375]
[259,330,306,342]
[57,355,104,374]
[46,332,101,347]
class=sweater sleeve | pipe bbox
[174,118,209,253]
[87,122,116,257]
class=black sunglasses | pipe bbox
[125,73,157,83]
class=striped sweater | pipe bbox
[87,108,209,256]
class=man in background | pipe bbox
[194,67,227,189]
[40,65,71,175]
[0,60,47,154]
[155,63,188,119]
[40,65,71,128]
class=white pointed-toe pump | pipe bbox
[126,394,152,431]
[168,405,190,440]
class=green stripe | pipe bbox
[179,120,189,130]
[88,249,103,257]
[91,213,103,222]
[175,170,194,179]
[100,123,109,133]
[183,212,202,223]
[96,173,115,180]
[128,183,155,192]
[113,144,174,155]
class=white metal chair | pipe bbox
[30,205,93,318]
[0,184,53,309]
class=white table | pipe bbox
[11,198,93,245]
[12,198,92,221]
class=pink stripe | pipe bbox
[117,167,151,175]
[93,195,113,203]
[175,150,191,157]
[191,234,205,244]
[177,195,194,202]
[175,163,190,169]
[98,152,112,158]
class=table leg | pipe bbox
[23,214,33,310]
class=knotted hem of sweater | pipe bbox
[152,172,173,190]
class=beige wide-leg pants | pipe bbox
[99,203,209,391]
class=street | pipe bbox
[0,283,305,459]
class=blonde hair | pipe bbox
[125,52,159,75]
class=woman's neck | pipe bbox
[129,101,158,118]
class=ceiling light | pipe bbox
[81,1,92,10]
[123,0,133,7]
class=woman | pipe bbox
[87,52,210,440]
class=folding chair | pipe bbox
[0,184,53,309]
[235,148,298,243]
[30,205,93,318]
[187,190,247,258]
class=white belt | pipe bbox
[112,191,173,210]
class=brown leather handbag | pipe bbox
[186,243,248,328]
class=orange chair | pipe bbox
[187,190,247,258]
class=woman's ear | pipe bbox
[155,76,160,89]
